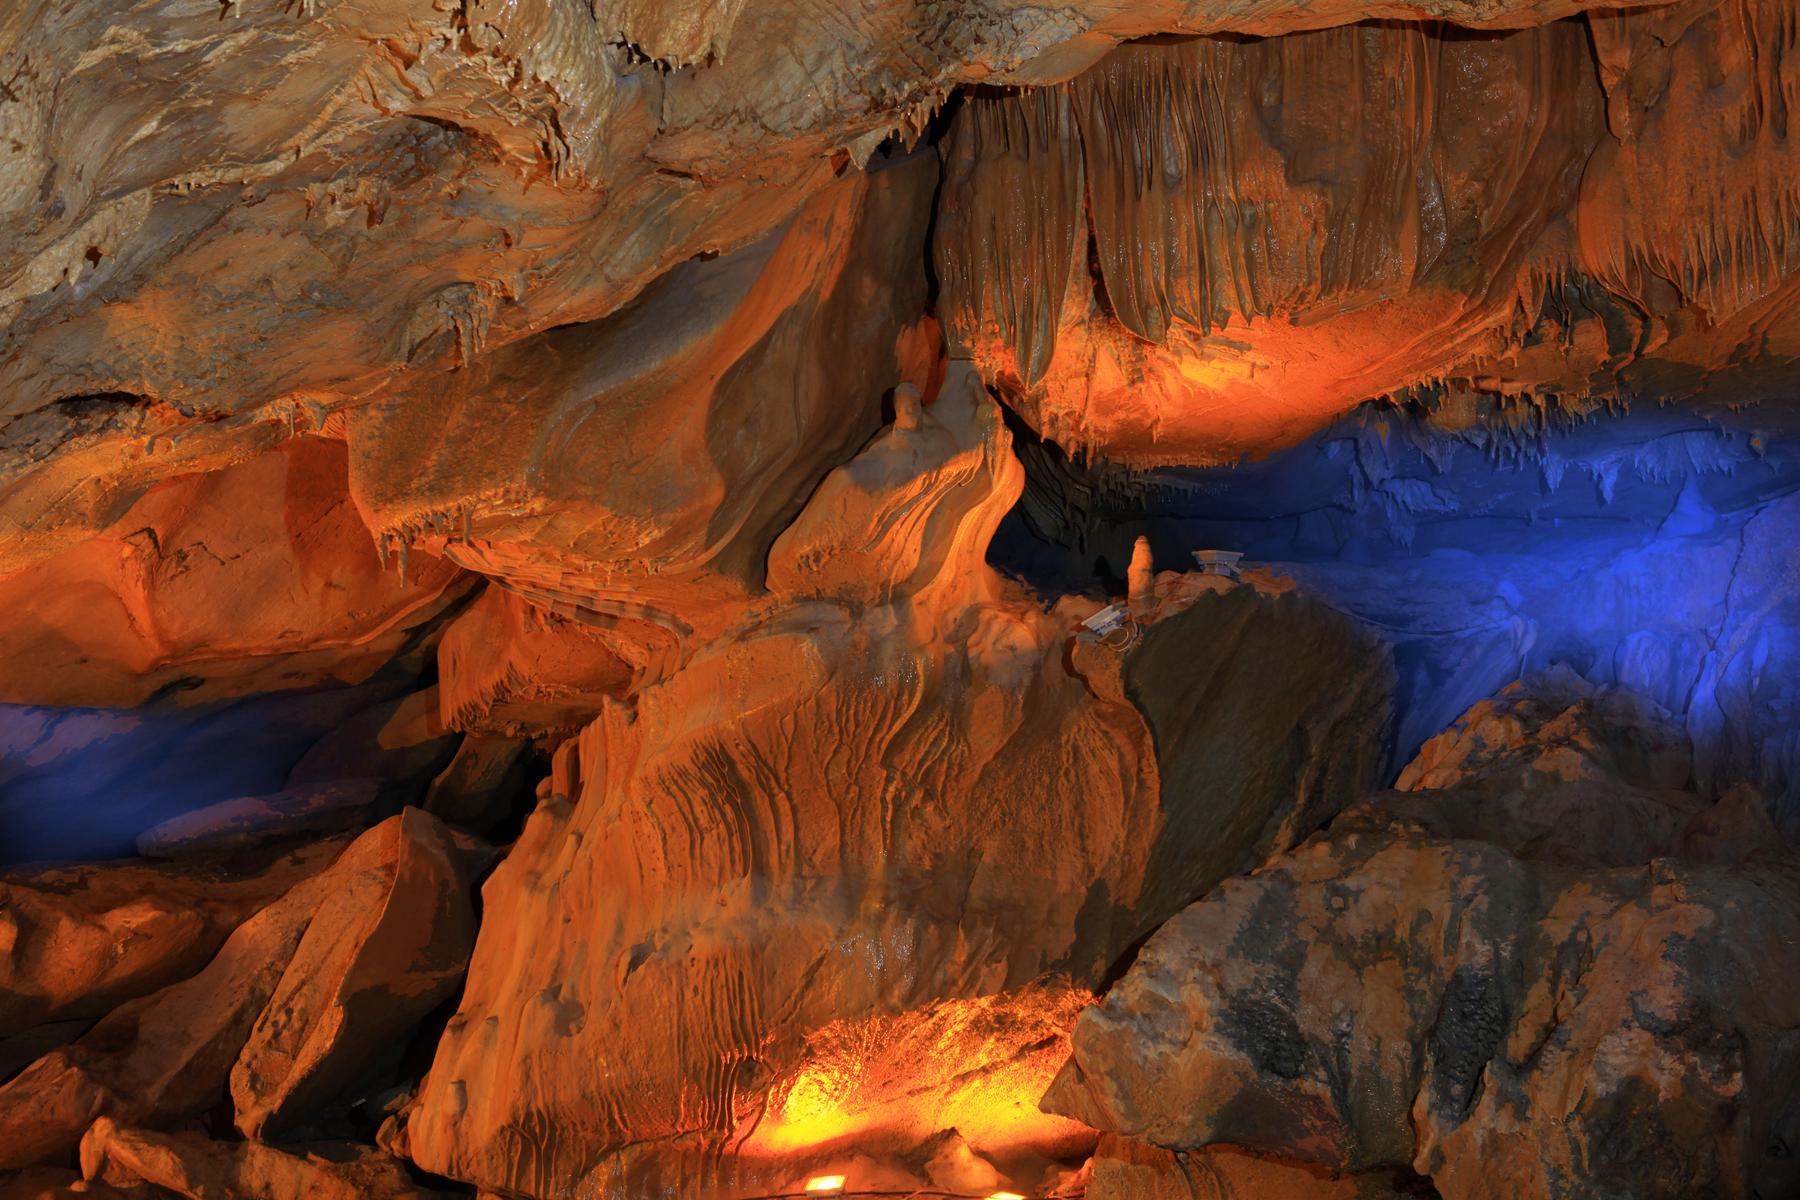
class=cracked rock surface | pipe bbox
[1046,671,1800,1200]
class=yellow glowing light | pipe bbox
[803,1176,846,1195]
[986,1193,1027,1200]
[1172,352,1257,389]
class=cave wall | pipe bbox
[992,399,1800,827]
[937,1,1800,464]
[2,0,1800,1197]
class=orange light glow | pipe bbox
[738,984,1095,1164]
[987,1193,1027,1200]
[803,1176,846,1195]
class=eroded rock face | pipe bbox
[937,1,1800,465]
[0,438,461,709]
[5,0,1800,1195]
[0,841,346,1039]
[0,810,474,1169]
[0,0,1639,529]
[1386,666,1708,864]
[1047,675,1800,1200]
[82,1117,446,1200]
[348,158,939,680]
[398,384,1392,1197]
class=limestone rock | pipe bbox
[285,688,457,792]
[422,733,538,834]
[1086,1134,1424,1200]
[1396,664,1691,793]
[0,0,1632,587]
[400,388,1391,1195]
[0,1167,152,1200]
[348,161,939,682]
[1046,680,1800,1200]
[934,6,1800,467]
[435,587,634,738]
[0,811,466,1169]
[0,841,345,1038]
[0,439,462,709]
[134,783,381,859]
[81,1117,446,1200]
[764,360,1023,618]
[232,808,475,1139]
[1382,667,1709,865]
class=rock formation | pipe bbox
[1047,672,1800,1200]
[0,811,477,1170]
[4,0,1800,1197]
[397,375,1392,1198]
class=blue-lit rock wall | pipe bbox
[993,403,1800,828]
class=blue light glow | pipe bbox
[992,402,1800,830]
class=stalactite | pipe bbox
[934,87,1085,384]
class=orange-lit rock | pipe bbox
[81,1117,446,1200]
[435,587,634,738]
[936,8,1800,465]
[231,809,475,1139]
[397,383,1391,1197]
[422,733,538,834]
[348,162,938,681]
[1384,666,1709,865]
[0,438,462,709]
[936,23,1604,463]
[0,1167,144,1200]
[5,0,1800,1195]
[0,811,473,1169]
[764,363,1022,619]
[0,841,346,1039]
[1086,1133,1421,1200]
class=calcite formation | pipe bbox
[398,378,1392,1197]
[939,2,1800,464]
[4,0,1800,1198]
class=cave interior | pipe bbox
[1,2,1799,1199]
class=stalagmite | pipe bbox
[1126,535,1154,614]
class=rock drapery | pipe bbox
[937,2,1800,464]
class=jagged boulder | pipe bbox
[81,1117,447,1200]
[1046,677,1800,1200]
[231,808,475,1139]
[0,810,475,1169]
[1085,1133,1426,1200]
[0,840,344,1039]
